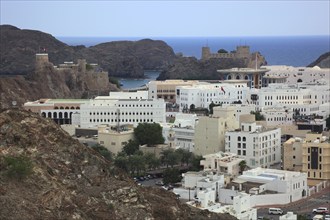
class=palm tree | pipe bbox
[239,160,247,174]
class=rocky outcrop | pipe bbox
[158,56,247,80]
[307,52,330,68]
[0,57,117,108]
[0,109,237,220]
[0,25,176,78]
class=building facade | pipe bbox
[148,80,198,103]
[194,107,239,155]
[225,116,281,168]
[176,82,250,111]
[283,137,303,171]
[302,133,330,180]
[80,97,166,128]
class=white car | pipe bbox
[313,207,329,214]
[324,214,330,220]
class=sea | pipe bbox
[58,36,330,89]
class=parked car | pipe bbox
[324,214,330,220]
[155,180,164,186]
[268,208,283,215]
[313,207,329,214]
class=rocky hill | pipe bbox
[307,52,330,68]
[158,52,267,80]
[0,109,237,220]
[158,56,247,80]
[0,56,117,108]
[0,25,176,78]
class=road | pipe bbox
[257,187,330,219]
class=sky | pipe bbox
[0,0,329,37]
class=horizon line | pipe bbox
[55,35,330,38]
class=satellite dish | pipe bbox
[12,101,17,106]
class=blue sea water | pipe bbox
[58,36,330,88]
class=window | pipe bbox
[293,156,296,159]
[243,137,246,141]
[238,136,241,141]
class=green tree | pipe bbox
[128,154,145,176]
[175,148,193,166]
[250,111,265,121]
[114,156,129,172]
[91,144,113,161]
[4,155,33,179]
[163,168,182,185]
[144,152,161,170]
[161,149,180,168]
[190,155,204,171]
[122,140,139,156]
[189,104,195,111]
[239,160,247,174]
[218,49,228,53]
[134,123,164,146]
[209,102,221,115]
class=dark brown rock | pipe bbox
[0,109,237,220]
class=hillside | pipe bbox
[0,56,117,108]
[158,56,247,80]
[0,109,236,220]
[0,25,176,78]
[307,52,330,68]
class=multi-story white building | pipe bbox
[262,106,294,127]
[263,65,330,85]
[80,96,166,128]
[225,115,281,168]
[176,82,250,111]
[108,91,148,99]
[148,80,198,103]
[251,83,330,111]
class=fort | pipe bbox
[201,45,252,60]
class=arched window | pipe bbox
[47,112,52,118]
[227,75,232,80]
[236,74,241,80]
[238,136,241,141]
[41,112,46,118]
[243,137,246,141]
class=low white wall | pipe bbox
[251,194,290,207]
[173,188,196,200]
[219,188,239,205]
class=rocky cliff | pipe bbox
[307,52,330,68]
[0,57,117,108]
[157,56,247,80]
[158,52,267,80]
[0,109,237,220]
[0,25,176,78]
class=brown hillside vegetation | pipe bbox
[0,109,237,220]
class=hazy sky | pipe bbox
[1,0,329,37]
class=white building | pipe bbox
[251,83,330,112]
[80,97,166,128]
[108,91,148,99]
[161,113,197,151]
[200,152,244,177]
[262,106,294,127]
[176,82,250,111]
[225,115,281,168]
[263,65,330,85]
[239,167,308,206]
